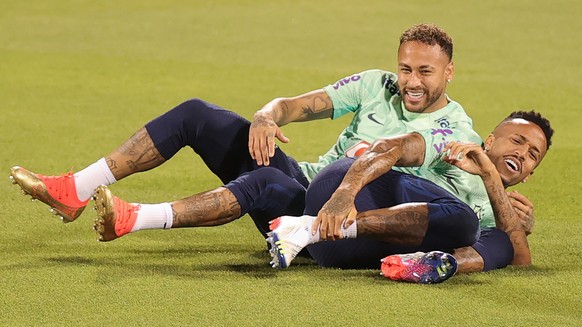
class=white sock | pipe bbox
[341,219,358,238]
[297,215,322,244]
[131,203,173,232]
[303,216,357,243]
[74,158,117,201]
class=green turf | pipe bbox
[1,0,581,325]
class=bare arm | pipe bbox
[249,89,333,165]
[482,171,532,266]
[507,190,535,235]
[314,132,426,240]
[444,142,531,266]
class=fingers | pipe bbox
[507,191,534,235]
[509,197,528,216]
[248,132,273,166]
[316,212,337,241]
[444,142,480,162]
[276,129,289,144]
[312,215,322,236]
[314,210,357,241]
[507,190,533,206]
[249,127,288,166]
[507,191,534,218]
[343,207,357,229]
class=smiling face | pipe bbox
[397,41,454,113]
[485,119,548,187]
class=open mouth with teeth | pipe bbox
[406,91,425,100]
[504,158,520,173]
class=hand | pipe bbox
[443,142,496,177]
[507,190,535,235]
[313,190,357,241]
[248,114,289,166]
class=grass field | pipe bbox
[1,0,581,326]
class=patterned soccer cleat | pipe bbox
[380,251,458,284]
[92,185,139,242]
[9,166,88,223]
[266,215,315,269]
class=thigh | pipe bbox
[146,98,301,184]
[471,228,514,271]
[304,157,464,214]
[145,99,254,183]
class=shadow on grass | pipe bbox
[3,247,283,281]
[4,244,558,285]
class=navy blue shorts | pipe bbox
[305,157,480,269]
[144,99,309,236]
[471,228,514,271]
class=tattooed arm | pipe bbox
[481,171,531,265]
[314,132,426,240]
[444,142,531,266]
[249,89,334,166]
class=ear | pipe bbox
[522,171,534,183]
[445,61,454,81]
[484,133,495,151]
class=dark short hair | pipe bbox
[400,23,453,61]
[502,110,554,150]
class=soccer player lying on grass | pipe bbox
[10,23,495,252]
[267,111,553,283]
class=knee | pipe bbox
[247,168,305,202]
[307,158,354,192]
[249,167,291,185]
[473,228,514,271]
[175,98,211,117]
[304,158,355,214]
[426,202,480,248]
[453,206,480,246]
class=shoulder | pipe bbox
[358,69,400,96]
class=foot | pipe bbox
[9,166,88,222]
[380,251,458,284]
[93,185,139,242]
[266,215,315,269]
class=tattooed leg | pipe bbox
[452,246,485,273]
[356,203,429,246]
[171,187,241,228]
[105,127,166,180]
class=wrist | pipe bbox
[336,185,359,198]
[480,165,500,179]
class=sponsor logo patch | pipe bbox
[332,75,362,90]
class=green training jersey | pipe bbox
[297,69,495,228]
[395,129,495,229]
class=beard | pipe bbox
[402,84,446,113]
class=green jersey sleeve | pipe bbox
[323,69,398,120]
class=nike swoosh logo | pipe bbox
[367,113,383,125]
